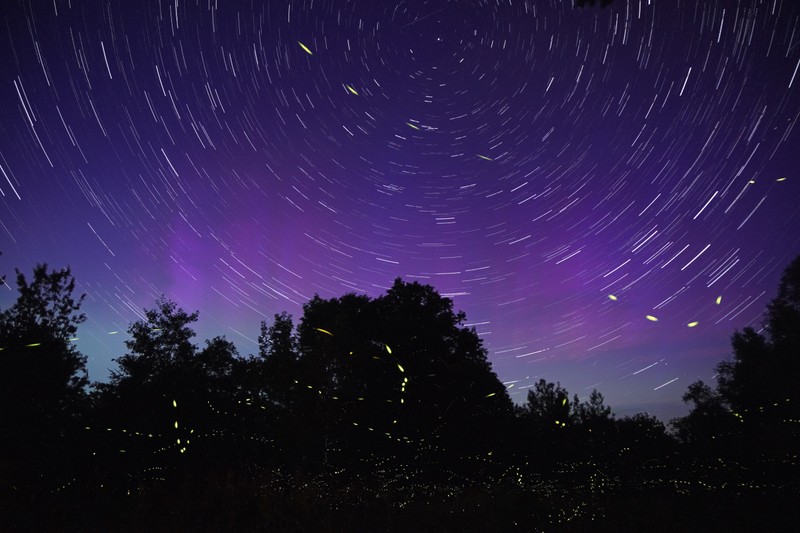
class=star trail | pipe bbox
[1,0,799,421]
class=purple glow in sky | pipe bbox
[2,0,799,421]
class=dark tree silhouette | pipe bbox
[672,255,800,464]
[571,389,616,460]
[259,312,298,372]
[572,388,613,425]
[258,312,299,404]
[516,379,575,467]
[110,297,199,386]
[92,298,268,496]
[94,298,201,458]
[520,379,573,427]
[5,256,799,531]
[371,279,514,458]
[292,279,514,468]
[670,380,733,456]
[721,257,800,424]
[0,264,89,525]
[613,413,673,473]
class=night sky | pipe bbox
[2,0,799,422]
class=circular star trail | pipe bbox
[2,0,799,420]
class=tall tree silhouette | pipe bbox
[571,389,616,459]
[670,380,734,456]
[673,255,800,463]
[612,413,673,476]
[90,299,199,489]
[94,298,259,487]
[110,297,199,385]
[522,379,573,427]
[292,279,513,467]
[370,279,513,456]
[258,311,299,407]
[517,379,575,466]
[0,264,89,522]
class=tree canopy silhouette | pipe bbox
[291,278,514,466]
[0,263,89,519]
[0,263,88,428]
[90,297,266,497]
[2,258,798,531]
[673,255,800,463]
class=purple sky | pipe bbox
[2,0,799,422]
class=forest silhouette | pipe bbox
[1,255,798,531]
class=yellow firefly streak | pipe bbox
[298,41,313,55]
[608,294,618,301]
[716,296,722,305]
[407,122,420,130]
[477,154,493,161]
[646,315,658,322]
[687,321,699,327]
[776,177,787,182]
[346,85,358,95]
[315,328,334,336]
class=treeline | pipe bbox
[1,257,798,531]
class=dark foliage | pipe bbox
[1,260,798,531]
[672,255,800,467]
[0,263,90,527]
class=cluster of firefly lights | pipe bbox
[7,288,796,527]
